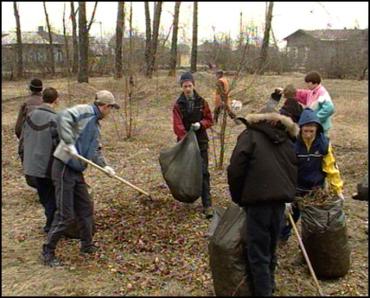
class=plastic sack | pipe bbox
[208,203,252,296]
[300,198,351,279]
[159,129,203,203]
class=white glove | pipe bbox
[104,166,116,177]
[191,122,201,131]
[338,192,345,201]
[285,203,293,217]
[65,144,78,156]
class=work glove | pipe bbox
[104,166,116,177]
[284,203,293,217]
[191,122,201,131]
[271,88,283,102]
[65,144,78,156]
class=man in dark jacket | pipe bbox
[41,90,119,267]
[173,72,214,218]
[227,108,299,296]
[15,78,44,188]
[23,87,59,233]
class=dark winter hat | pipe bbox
[29,78,43,91]
[180,72,194,86]
[298,108,323,132]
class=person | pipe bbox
[173,72,214,219]
[213,70,236,124]
[227,107,299,296]
[295,71,335,137]
[22,87,60,233]
[41,90,119,267]
[280,108,344,242]
[15,78,44,189]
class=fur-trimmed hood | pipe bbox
[238,112,300,143]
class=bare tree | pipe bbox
[190,1,198,73]
[147,2,163,78]
[62,3,70,75]
[43,2,55,75]
[115,2,125,79]
[168,2,181,77]
[70,2,78,74]
[144,2,151,76]
[258,1,273,74]
[13,1,23,79]
[78,1,98,83]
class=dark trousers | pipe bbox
[35,177,56,229]
[200,148,212,208]
[25,174,39,189]
[45,159,94,252]
[280,202,300,241]
[244,202,285,296]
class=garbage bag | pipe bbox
[300,198,351,279]
[159,130,203,203]
[207,206,226,238]
[209,203,252,296]
[353,173,368,201]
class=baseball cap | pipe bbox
[94,90,120,109]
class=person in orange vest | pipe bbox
[213,70,236,124]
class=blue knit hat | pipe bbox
[180,72,194,86]
[298,108,323,131]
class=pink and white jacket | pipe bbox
[295,84,334,135]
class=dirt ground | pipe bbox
[2,72,368,296]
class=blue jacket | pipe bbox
[53,104,106,172]
[296,108,329,193]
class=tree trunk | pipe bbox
[62,3,70,75]
[258,1,273,74]
[168,2,181,77]
[43,1,55,76]
[13,1,23,79]
[190,1,198,73]
[78,2,89,83]
[70,2,78,74]
[144,2,152,77]
[115,1,125,79]
[147,1,163,78]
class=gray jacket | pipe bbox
[23,104,59,178]
[53,103,107,172]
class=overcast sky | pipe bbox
[2,2,368,47]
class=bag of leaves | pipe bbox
[207,206,226,238]
[299,190,351,279]
[159,129,203,203]
[208,203,252,296]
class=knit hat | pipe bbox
[29,78,43,91]
[180,72,194,86]
[94,90,120,109]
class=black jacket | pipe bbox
[227,112,299,205]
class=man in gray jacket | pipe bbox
[23,87,59,233]
[41,90,119,267]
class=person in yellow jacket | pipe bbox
[280,107,344,241]
[213,70,236,123]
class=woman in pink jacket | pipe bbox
[295,71,335,136]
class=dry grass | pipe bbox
[2,72,368,296]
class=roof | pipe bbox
[2,30,71,45]
[283,29,368,41]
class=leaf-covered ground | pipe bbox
[2,72,368,296]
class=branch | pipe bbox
[87,1,98,32]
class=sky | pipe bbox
[2,2,368,48]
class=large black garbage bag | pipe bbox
[300,198,351,279]
[159,130,202,203]
[208,203,252,296]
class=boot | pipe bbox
[80,244,99,254]
[41,244,61,267]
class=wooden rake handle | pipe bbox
[288,213,325,296]
[68,150,151,199]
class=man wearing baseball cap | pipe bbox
[41,90,119,267]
